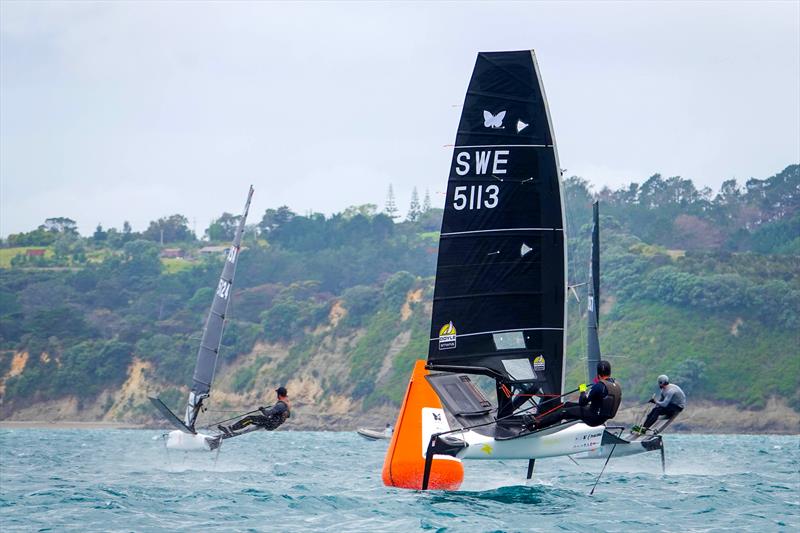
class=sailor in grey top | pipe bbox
[655,382,686,409]
[643,375,686,429]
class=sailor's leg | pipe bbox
[561,403,584,420]
[643,406,663,428]
[229,414,269,432]
[228,416,253,432]
[534,407,565,428]
[535,402,580,428]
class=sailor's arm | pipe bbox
[654,387,674,407]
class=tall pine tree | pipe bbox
[423,188,432,212]
[407,187,421,222]
[385,184,399,220]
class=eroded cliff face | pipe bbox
[0,289,424,431]
[2,287,799,435]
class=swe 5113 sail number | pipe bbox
[452,149,508,211]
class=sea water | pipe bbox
[0,430,797,532]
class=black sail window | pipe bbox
[493,331,526,350]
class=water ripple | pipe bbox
[0,430,797,532]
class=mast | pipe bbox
[586,201,601,381]
[183,185,254,430]
[426,51,567,409]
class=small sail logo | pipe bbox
[533,355,546,371]
[516,119,529,133]
[438,321,457,350]
[483,110,506,128]
[520,243,532,257]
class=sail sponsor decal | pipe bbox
[516,119,529,133]
[520,243,532,257]
[438,322,457,350]
[533,355,546,371]
[483,110,506,128]
[571,430,604,452]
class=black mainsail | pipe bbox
[586,201,601,380]
[427,51,567,412]
[182,185,254,431]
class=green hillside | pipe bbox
[0,165,797,424]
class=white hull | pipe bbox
[430,421,606,461]
[357,428,390,441]
[573,441,650,460]
[165,429,216,452]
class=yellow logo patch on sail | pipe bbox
[439,322,457,336]
[438,322,457,350]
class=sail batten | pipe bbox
[427,50,567,400]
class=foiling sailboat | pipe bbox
[382,51,670,491]
[149,186,254,452]
[572,201,675,463]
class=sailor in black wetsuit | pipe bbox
[534,360,621,429]
[219,387,291,436]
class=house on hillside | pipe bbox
[198,245,229,256]
[25,249,46,257]
[160,248,185,259]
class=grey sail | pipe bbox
[586,201,601,381]
[184,185,254,430]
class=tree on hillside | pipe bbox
[259,206,296,235]
[205,212,242,242]
[7,227,56,247]
[122,239,161,278]
[142,215,195,244]
[341,204,377,219]
[423,189,432,212]
[384,184,399,220]
[43,217,78,234]
[6,217,79,247]
[416,207,443,232]
[92,224,107,243]
[407,187,421,222]
[672,214,724,250]
[743,164,799,225]
[383,270,415,307]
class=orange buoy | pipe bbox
[382,360,464,490]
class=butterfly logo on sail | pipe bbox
[438,321,457,350]
[483,110,506,129]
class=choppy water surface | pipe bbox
[0,430,797,531]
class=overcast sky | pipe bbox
[1,1,798,237]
